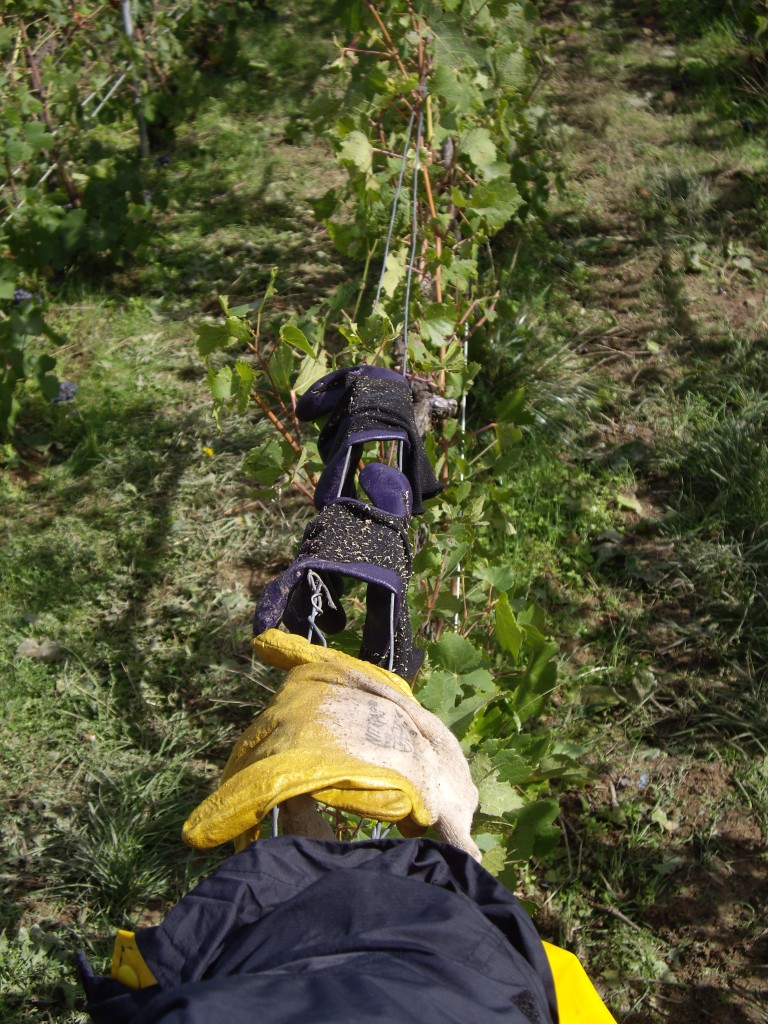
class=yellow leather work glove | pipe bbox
[182,629,480,860]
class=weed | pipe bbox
[640,166,716,233]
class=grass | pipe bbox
[0,297,300,1019]
[1,19,326,1012]
[525,4,768,1018]
[3,2,768,1022]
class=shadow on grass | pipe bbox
[8,389,280,740]
[545,792,768,1023]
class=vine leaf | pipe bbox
[281,324,316,358]
[294,349,329,396]
[268,343,294,392]
[380,249,406,297]
[338,130,373,173]
[496,47,528,90]
[452,180,523,231]
[495,592,523,664]
[460,127,498,177]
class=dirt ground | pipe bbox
[536,4,768,1020]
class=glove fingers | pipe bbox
[312,783,426,824]
[182,750,433,850]
[252,630,417,700]
[252,629,341,671]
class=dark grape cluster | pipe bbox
[52,380,78,404]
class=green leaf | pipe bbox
[380,249,406,298]
[263,266,278,303]
[226,316,250,343]
[209,364,233,401]
[430,632,484,675]
[243,437,294,486]
[59,208,87,252]
[441,256,478,291]
[281,324,315,358]
[416,669,458,714]
[443,692,491,737]
[452,180,523,232]
[419,302,455,345]
[310,188,339,221]
[492,749,532,785]
[338,130,372,173]
[197,322,229,357]
[359,311,397,347]
[473,754,526,817]
[495,592,523,663]
[477,775,525,817]
[460,127,498,177]
[268,342,294,392]
[513,642,558,723]
[505,798,561,860]
[495,422,523,452]
[442,540,469,577]
[480,842,508,878]
[495,387,534,425]
[294,349,329,396]
[432,64,478,115]
[475,566,517,592]
[233,360,256,414]
[496,47,527,90]
[460,667,496,694]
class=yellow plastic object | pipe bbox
[182,629,480,859]
[111,929,158,990]
[542,942,617,1024]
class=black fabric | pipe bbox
[78,836,558,1024]
[252,499,423,679]
[298,368,442,516]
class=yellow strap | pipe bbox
[542,942,616,1024]
[111,929,158,990]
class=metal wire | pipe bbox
[90,70,129,118]
[401,88,425,377]
[387,591,396,672]
[454,323,470,630]
[373,109,416,310]
[306,569,336,646]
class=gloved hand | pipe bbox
[182,629,480,860]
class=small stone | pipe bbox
[14,638,64,663]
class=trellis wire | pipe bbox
[454,323,470,628]
[372,109,416,310]
[120,0,150,158]
[401,85,426,378]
